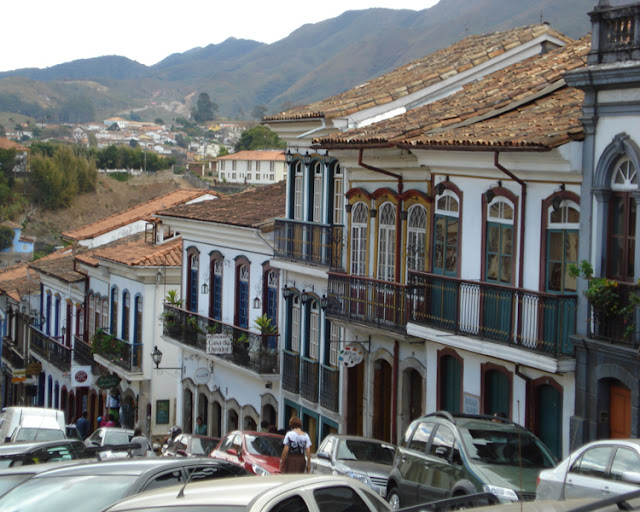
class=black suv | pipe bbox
[386,411,556,509]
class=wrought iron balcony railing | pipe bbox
[30,327,72,372]
[319,364,339,412]
[274,219,344,270]
[2,343,24,370]
[589,2,640,65]
[282,350,300,393]
[162,305,280,375]
[91,329,142,373]
[588,281,640,349]
[326,273,408,334]
[408,272,576,357]
[300,357,319,402]
[73,334,94,366]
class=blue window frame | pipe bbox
[212,260,222,321]
[45,292,52,336]
[110,287,119,334]
[54,295,61,337]
[237,264,249,329]
[189,253,199,312]
[122,291,130,341]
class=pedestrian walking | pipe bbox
[279,416,311,474]
[76,411,90,440]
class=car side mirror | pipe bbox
[622,471,640,484]
[316,451,331,461]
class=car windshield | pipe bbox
[244,434,282,457]
[117,507,244,512]
[13,428,65,442]
[337,440,395,465]
[192,438,217,456]
[460,427,555,468]
[0,474,34,495]
[0,474,133,512]
[104,431,131,445]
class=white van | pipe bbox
[0,407,66,443]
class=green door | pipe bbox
[537,384,561,458]
[431,215,458,328]
[484,370,509,417]
[440,355,461,413]
[484,222,513,340]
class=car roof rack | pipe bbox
[422,411,521,427]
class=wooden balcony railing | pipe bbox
[319,365,339,412]
[408,272,576,357]
[274,219,344,270]
[282,350,299,394]
[2,343,24,370]
[326,273,408,334]
[91,329,142,373]
[162,305,280,375]
[73,335,94,366]
[589,281,640,349]
[30,327,72,372]
[589,2,640,64]
[300,357,318,402]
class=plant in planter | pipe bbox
[164,289,183,307]
[233,333,251,365]
[91,329,126,362]
[254,314,278,372]
[569,260,640,339]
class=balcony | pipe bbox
[326,273,408,334]
[300,357,318,402]
[162,305,280,375]
[30,327,71,372]
[408,272,576,357]
[319,365,339,412]
[91,329,142,373]
[73,335,94,366]
[588,281,640,349]
[589,2,640,65]
[274,219,344,270]
[2,342,24,370]
[282,350,299,393]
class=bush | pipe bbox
[109,172,129,182]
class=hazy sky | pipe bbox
[2,0,440,72]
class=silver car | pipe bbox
[311,434,395,497]
[536,439,640,500]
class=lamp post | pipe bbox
[150,346,182,375]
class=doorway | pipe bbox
[346,360,364,436]
[372,359,392,442]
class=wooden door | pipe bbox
[610,384,631,438]
[346,362,364,436]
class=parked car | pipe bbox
[65,424,83,441]
[311,434,396,497]
[0,457,248,512]
[536,439,640,501]
[84,427,154,459]
[209,430,284,475]
[0,439,96,467]
[102,474,393,512]
[386,411,557,509]
[0,407,65,443]
[163,433,220,458]
[0,459,94,498]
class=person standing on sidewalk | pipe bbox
[279,416,311,474]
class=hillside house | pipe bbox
[217,150,286,185]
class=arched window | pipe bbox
[236,263,249,329]
[293,160,303,221]
[407,204,427,275]
[291,294,301,353]
[434,190,460,277]
[110,286,119,334]
[266,270,279,335]
[101,297,108,331]
[134,295,143,344]
[122,291,130,341]
[377,202,396,282]
[188,252,199,312]
[350,202,368,276]
[333,163,344,225]
[485,199,515,285]
[54,295,61,338]
[306,299,319,360]
[46,291,52,336]
[87,293,94,336]
[608,157,637,282]
[546,200,580,293]
[211,258,223,321]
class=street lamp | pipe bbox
[150,346,183,374]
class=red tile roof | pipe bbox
[217,150,284,161]
[158,181,286,228]
[0,138,28,151]
[0,263,40,300]
[315,36,589,150]
[265,24,572,122]
[62,189,215,242]
[80,237,182,268]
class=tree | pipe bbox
[0,124,5,137]
[251,105,268,120]
[0,225,14,251]
[0,149,17,182]
[191,93,218,123]
[154,118,164,125]
[234,125,285,152]
[218,146,230,157]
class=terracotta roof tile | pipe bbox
[217,150,284,161]
[158,181,286,228]
[62,189,214,242]
[30,252,85,283]
[0,138,28,151]
[0,263,40,298]
[315,36,589,150]
[87,237,182,267]
[266,24,571,122]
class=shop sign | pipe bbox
[96,374,122,389]
[72,365,92,387]
[11,377,26,383]
[193,367,211,384]
[338,344,364,367]
[25,363,42,376]
[206,334,232,354]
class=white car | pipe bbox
[103,474,393,512]
[84,427,154,459]
[536,439,640,501]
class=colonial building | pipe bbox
[217,150,286,185]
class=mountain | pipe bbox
[0,0,594,123]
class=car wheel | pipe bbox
[387,488,401,510]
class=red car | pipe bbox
[210,430,284,475]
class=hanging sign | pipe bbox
[71,365,92,387]
[193,367,212,384]
[338,344,364,367]
[97,374,122,389]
